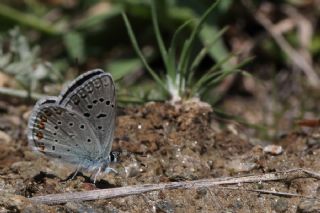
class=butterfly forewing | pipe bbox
[57,69,116,156]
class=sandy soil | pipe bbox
[0,99,319,212]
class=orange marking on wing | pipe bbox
[38,121,45,129]
[36,131,43,140]
[40,115,47,122]
[38,144,45,152]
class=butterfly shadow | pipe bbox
[64,171,116,189]
[33,171,58,183]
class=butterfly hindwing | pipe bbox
[28,100,102,165]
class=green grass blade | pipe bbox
[167,19,193,81]
[121,11,168,93]
[189,26,228,73]
[0,3,62,35]
[199,69,247,95]
[207,53,235,73]
[150,0,169,74]
[196,56,254,96]
[178,0,220,81]
[190,54,234,94]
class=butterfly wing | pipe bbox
[28,98,102,167]
[57,69,116,156]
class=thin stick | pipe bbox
[242,0,320,87]
[0,87,44,101]
[29,168,320,204]
[221,186,320,199]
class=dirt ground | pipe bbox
[0,98,319,212]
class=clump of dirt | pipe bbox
[0,99,319,212]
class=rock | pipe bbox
[263,145,283,155]
[0,130,11,144]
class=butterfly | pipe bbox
[28,69,117,183]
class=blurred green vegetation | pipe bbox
[0,0,320,138]
[0,0,319,136]
[0,0,238,103]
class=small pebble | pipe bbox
[263,145,283,155]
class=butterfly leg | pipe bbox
[105,167,118,174]
[93,167,102,183]
[70,164,81,180]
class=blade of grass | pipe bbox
[190,54,235,93]
[150,0,170,75]
[199,70,250,96]
[167,19,193,82]
[188,26,229,85]
[0,3,62,35]
[121,11,167,93]
[178,0,220,87]
[191,55,253,96]
[202,56,253,91]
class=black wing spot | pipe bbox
[111,104,114,108]
[58,156,62,159]
[52,146,55,150]
[97,113,106,118]
[93,100,98,104]
[87,138,91,143]
[54,126,59,130]
[58,121,62,125]
[69,122,74,126]
[99,98,104,102]
[80,124,85,129]
[106,100,110,105]
[84,112,90,117]
[87,104,93,109]
[98,126,102,130]
[67,149,70,152]
[54,139,58,142]
[53,132,57,136]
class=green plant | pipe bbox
[0,27,62,98]
[122,0,249,102]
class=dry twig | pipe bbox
[29,168,320,205]
[242,0,320,87]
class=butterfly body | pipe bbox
[27,69,116,182]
